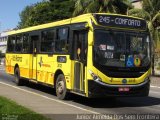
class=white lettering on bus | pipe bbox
[115,18,141,27]
[99,16,110,23]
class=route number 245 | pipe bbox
[99,16,111,23]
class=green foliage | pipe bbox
[142,0,160,18]
[128,0,160,47]
[18,5,34,28]
[0,96,49,120]
[128,9,151,21]
[72,0,133,16]
[49,0,75,20]
[128,0,160,75]
[18,0,75,29]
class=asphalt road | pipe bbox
[0,67,160,120]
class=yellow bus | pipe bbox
[5,13,151,99]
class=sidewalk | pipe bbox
[150,76,160,87]
[0,82,94,120]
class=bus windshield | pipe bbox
[94,30,150,68]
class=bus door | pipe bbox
[72,31,88,93]
[30,35,39,80]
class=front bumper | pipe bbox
[88,79,150,98]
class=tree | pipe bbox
[128,0,160,75]
[73,0,133,16]
[18,0,75,28]
[18,5,35,28]
[129,0,160,46]
[49,0,75,20]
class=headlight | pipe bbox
[88,70,102,82]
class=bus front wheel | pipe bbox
[56,74,69,100]
[14,68,23,86]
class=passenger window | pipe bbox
[55,27,69,53]
[41,30,54,52]
[23,34,29,53]
[15,35,23,52]
[7,36,16,52]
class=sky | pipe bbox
[0,0,43,32]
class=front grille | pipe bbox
[94,63,150,78]
[104,71,143,78]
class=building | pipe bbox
[131,0,142,9]
[0,31,8,54]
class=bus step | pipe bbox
[29,79,38,84]
[70,90,85,97]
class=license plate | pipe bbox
[118,87,130,92]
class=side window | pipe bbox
[41,30,54,52]
[15,35,23,52]
[7,36,16,52]
[55,27,69,53]
[23,34,29,53]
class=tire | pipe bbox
[144,82,150,97]
[56,74,69,100]
[14,67,23,86]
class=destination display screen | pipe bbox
[94,14,147,30]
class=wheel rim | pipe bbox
[57,80,65,95]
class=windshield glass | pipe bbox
[94,30,150,68]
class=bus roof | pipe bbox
[7,13,146,35]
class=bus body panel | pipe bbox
[5,54,31,78]
[5,53,72,89]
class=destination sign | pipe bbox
[94,14,147,30]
